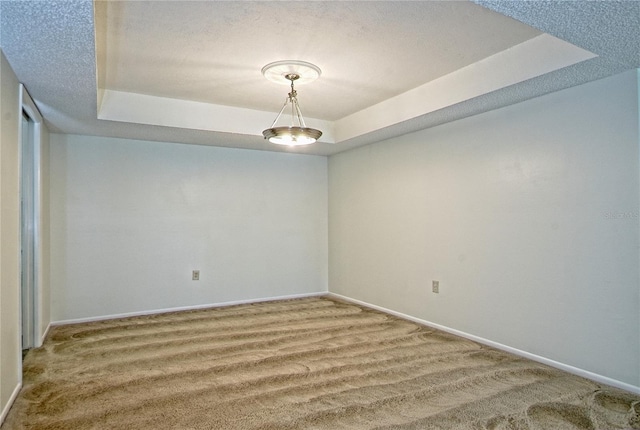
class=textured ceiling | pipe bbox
[1,1,639,156]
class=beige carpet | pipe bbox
[2,296,639,429]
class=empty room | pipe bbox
[1,1,639,429]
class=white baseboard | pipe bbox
[40,322,52,345]
[51,291,328,326]
[328,292,640,395]
[0,382,22,426]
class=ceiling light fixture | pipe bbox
[261,61,322,146]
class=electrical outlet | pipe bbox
[192,270,200,281]
[432,280,439,293]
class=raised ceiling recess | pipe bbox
[6,1,636,155]
[94,1,594,149]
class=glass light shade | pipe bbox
[262,126,322,146]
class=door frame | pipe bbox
[19,84,44,350]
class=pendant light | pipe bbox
[261,61,322,146]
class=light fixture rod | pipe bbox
[290,86,296,125]
[288,76,307,128]
[270,76,309,129]
[293,98,307,127]
[269,97,291,128]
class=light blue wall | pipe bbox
[49,135,328,321]
[0,48,22,422]
[329,70,640,388]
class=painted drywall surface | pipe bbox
[0,49,21,415]
[329,70,640,387]
[50,135,328,321]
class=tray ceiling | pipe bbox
[1,1,639,155]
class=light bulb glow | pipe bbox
[262,126,321,146]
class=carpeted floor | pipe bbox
[2,296,639,429]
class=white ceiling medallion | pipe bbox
[261,60,321,86]
[262,61,322,146]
